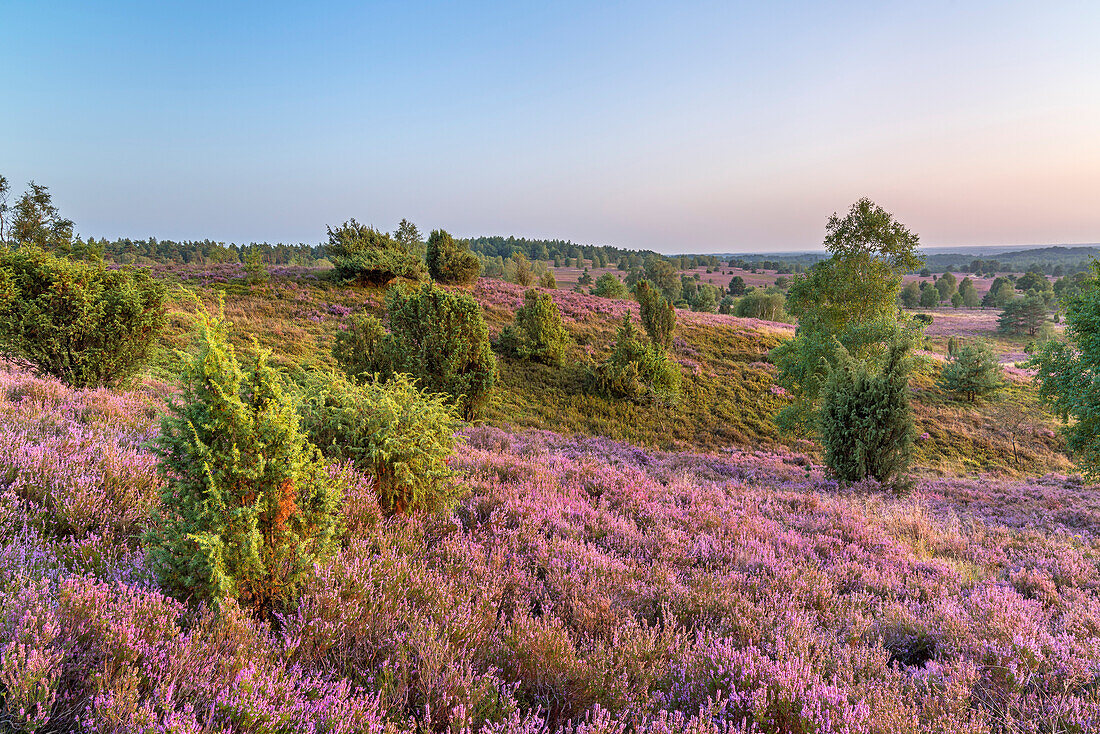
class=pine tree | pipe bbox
[146,306,340,615]
[938,342,1005,402]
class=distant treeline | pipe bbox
[94,238,327,266]
[921,246,1100,276]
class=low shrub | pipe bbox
[587,315,680,403]
[592,272,629,299]
[334,281,497,420]
[299,371,461,514]
[146,306,341,615]
[0,245,167,388]
[938,342,1005,402]
[498,289,570,366]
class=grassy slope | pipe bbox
[153,268,1071,478]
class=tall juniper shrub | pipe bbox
[146,305,341,615]
[818,341,915,487]
[498,289,570,366]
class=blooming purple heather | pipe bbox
[0,355,1097,732]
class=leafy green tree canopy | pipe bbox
[771,198,923,433]
[1031,263,1100,478]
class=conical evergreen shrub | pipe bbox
[145,305,340,615]
[818,341,915,487]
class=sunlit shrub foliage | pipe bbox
[299,370,461,514]
[0,245,166,388]
[498,289,570,366]
[146,306,341,615]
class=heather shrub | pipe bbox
[0,245,167,388]
[938,341,1004,402]
[426,229,480,285]
[634,280,675,349]
[498,289,570,366]
[335,281,497,420]
[299,371,461,514]
[818,341,914,486]
[326,219,425,285]
[587,315,680,403]
[146,306,341,614]
[0,602,63,734]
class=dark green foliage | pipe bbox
[735,290,786,320]
[1016,271,1051,292]
[643,258,682,301]
[326,219,426,285]
[1031,263,1100,478]
[938,341,1005,402]
[592,272,629,299]
[0,245,167,388]
[244,246,269,285]
[998,294,1046,336]
[426,229,480,285]
[334,281,497,420]
[899,281,920,308]
[819,342,915,486]
[718,295,736,314]
[578,268,593,286]
[146,308,340,614]
[505,252,535,286]
[299,371,461,514]
[727,276,747,296]
[959,277,980,307]
[499,289,570,366]
[983,277,1015,308]
[587,315,681,403]
[9,181,74,251]
[691,283,719,313]
[393,218,423,251]
[634,280,676,349]
[935,271,957,301]
[919,284,939,307]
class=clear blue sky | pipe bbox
[3,1,1098,252]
